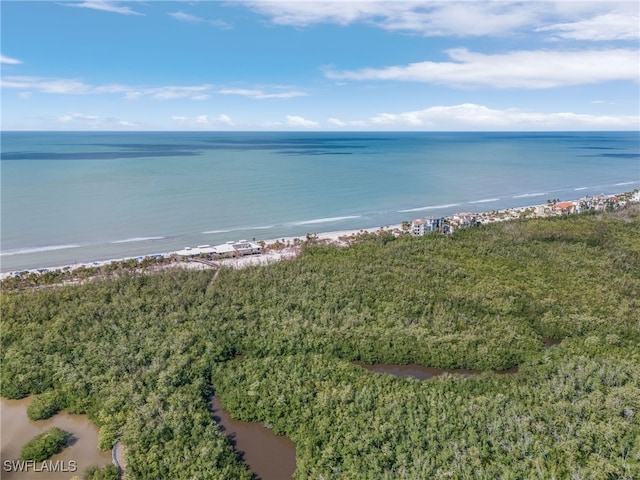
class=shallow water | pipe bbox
[0,397,112,480]
[2,131,638,272]
[210,396,296,480]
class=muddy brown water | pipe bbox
[210,396,296,480]
[353,361,518,380]
[353,338,560,380]
[0,396,112,480]
[543,337,562,347]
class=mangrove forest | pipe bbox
[1,207,639,478]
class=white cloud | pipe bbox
[261,121,283,128]
[242,1,640,41]
[216,114,234,126]
[126,85,213,100]
[208,19,233,29]
[171,114,235,128]
[64,1,144,16]
[361,103,639,130]
[1,54,22,65]
[328,117,368,128]
[1,76,213,100]
[1,76,308,101]
[286,115,319,127]
[537,12,640,41]
[1,76,128,95]
[169,11,233,28]
[218,88,307,99]
[56,112,138,128]
[380,2,540,37]
[169,11,204,22]
[244,1,542,37]
[325,48,640,89]
[58,112,99,123]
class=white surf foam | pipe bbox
[111,236,165,244]
[469,198,500,204]
[512,193,547,199]
[291,215,361,226]
[398,203,461,213]
[0,244,82,257]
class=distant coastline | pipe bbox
[3,189,637,286]
[3,130,638,274]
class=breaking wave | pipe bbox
[290,215,362,226]
[0,244,82,257]
[398,203,461,213]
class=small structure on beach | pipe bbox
[176,240,262,259]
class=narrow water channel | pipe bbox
[0,397,112,480]
[210,396,296,480]
[543,337,562,347]
[353,361,518,380]
[353,338,561,380]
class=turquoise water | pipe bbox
[1,131,638,272]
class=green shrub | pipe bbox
[84,464,119,480]
[27,390,66,420]
[20,427,70,461]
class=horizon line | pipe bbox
[2,129,639,133]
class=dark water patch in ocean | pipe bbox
[93,140,370,155]
[600,153,640,159]
[1,150,202,160]
[197,134,396,145]
[276,149,354,155]
[570,146,623,150]
[89,143,206,151]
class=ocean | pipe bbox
[1,131,639,273]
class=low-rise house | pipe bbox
[212,242,237,256]
[451,212,479,228]
[231,240,262,255]
[553,201,576,215]
[442,223,455,235]
[177,240,262,259]
[409,217,444,235]
[534,205,547,217]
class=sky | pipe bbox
[1,0,639,131]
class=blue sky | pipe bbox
[1,0,639,130]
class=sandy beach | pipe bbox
[0,224,401,281]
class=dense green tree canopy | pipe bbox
[2,208,639,478]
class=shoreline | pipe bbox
[2,190,638,282]
[0,224,401,281]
